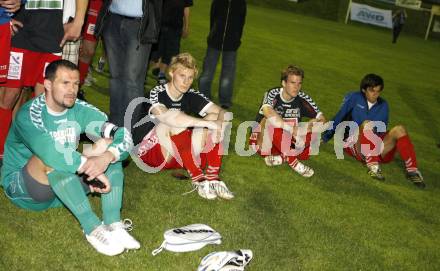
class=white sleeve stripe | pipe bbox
[199,102,214,117]
[316,112,323,119]
[299,91,320,112]
[103,123,116,138]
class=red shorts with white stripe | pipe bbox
[137,128,207,170]
[82,0,103,42]
[3,47,61,88]
[343,131,397,163]
[248,131,311,160]
[0,22,11,84]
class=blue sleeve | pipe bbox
[322,92,355,142]
[384,102,389,127]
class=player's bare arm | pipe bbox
[61,0,89,46]
[262,105,297,135]
[151,104,218,130]
[203,103,230,143]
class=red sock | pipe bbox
[297,132,313,160]
[78,60,90,85]
[205,143,222,181]
[271,128,299,168]
[0,107,13,157]
[396,135,417,172]
[170,130,204,182]
[360,130,381,167]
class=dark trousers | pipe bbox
[392,24,403,43]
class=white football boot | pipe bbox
[85,224,125,256]
[108,219,141,250]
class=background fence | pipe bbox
[246,0,440,39]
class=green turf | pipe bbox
[1,1,440,270]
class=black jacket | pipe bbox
[95,0,162,44]
[207,0,247,51]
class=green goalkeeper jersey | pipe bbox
[1,94,133,185]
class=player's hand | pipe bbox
[60,19,83,47]
[211,119,224,144]
[0,0,22,13]
[10,19,23,36]
[88,174,111,194]
[78,151,114,180]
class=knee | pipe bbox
[0,88,22,109]
[390,125,407,137]
[359,120,372,131]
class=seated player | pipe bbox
[322,73,425,188]
[137,53,234,200]
[249,65,326,178]
[0,60,139,256]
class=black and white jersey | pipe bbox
[255,87,321,126]
[147,84,214,119]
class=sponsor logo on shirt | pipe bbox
[284,108,300,119]
[356,104,365,109]
[50,127,77,145]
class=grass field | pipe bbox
[1,1,440,270]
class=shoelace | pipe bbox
[122,219,134,232]
[182,182,200,196]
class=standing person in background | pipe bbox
[78,0,104,90]
[0,0,23,82]
[0,0,24,168]
[150,0,192,85]
[392,9,406,43]
[198,0,246,109]
[95,0,162,145]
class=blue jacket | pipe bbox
[322,91,389,142]
[0,1,26,25]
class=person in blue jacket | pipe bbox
[322,74,425,188]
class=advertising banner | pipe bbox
[396,0,422,9]
[350,2,393,28]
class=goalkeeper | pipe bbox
[1,60,139,256]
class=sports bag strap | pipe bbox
[152,241,167,256]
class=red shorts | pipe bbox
[0,22,11,84]
[137,129,207,170]
[248,131,311,160]
[4,47,61,88]
[343,131,397,163]
[82,0,103,42]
